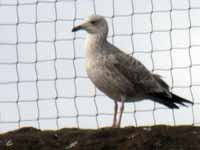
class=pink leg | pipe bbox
[112,100,118,128]
[117,97,125,128]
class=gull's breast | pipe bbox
[86,58,120,100]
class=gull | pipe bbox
[72,15,193,128]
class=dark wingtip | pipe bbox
[172,93,194,105]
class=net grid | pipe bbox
[0,0,200,131]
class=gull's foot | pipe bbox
[112,123,120,128]
[112,123,116,128]
[116,122,121,128]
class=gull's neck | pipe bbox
[85,33,107,56]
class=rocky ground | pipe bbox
[0,125,200,150]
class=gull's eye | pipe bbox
[91,20,97,25]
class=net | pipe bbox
[0,0,199,132]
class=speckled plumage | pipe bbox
[85,36,170,101]
[72,15,193,127]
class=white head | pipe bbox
[72,15,108,37]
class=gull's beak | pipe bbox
[72,24,83,32]
[72,21,89,32]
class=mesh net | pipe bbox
[0,0,200,132]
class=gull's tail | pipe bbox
[150,93,193,109]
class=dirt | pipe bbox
[0,125,200,150]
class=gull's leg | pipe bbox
[112,100,118,128]
[117,96,125,128]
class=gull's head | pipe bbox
[72,15,108,36]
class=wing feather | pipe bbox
[106,49,166,95]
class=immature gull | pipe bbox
[72,15,193,128]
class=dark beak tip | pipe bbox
[71,28,76,32]
[72,25,82,32]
